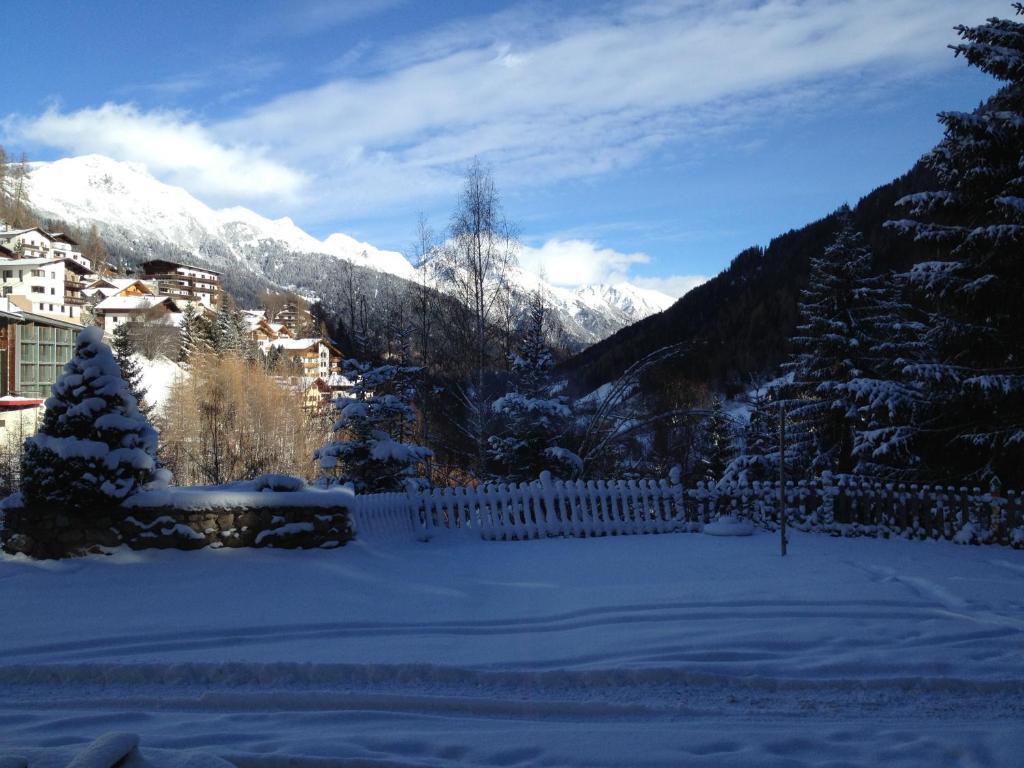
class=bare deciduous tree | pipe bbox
[436,160,520,475]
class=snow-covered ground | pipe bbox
[136,355,185,415]
[1,531,1022,766]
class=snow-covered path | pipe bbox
[1,532,1022,766]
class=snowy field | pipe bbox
[1,531,1022,767]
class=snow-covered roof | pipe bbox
[0,227,52,242]
[0,395,44,408]
[95,295,180,312]
[140,258,222,275]
[0,257,62,268]
[262,337,324,351]
[83,278,156,298]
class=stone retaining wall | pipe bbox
[1,495,353,559]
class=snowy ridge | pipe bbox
[26,155,674,344]
[28,155,416,279]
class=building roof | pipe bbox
[83,278,156,298]
[262,337,343,358]
[0,255,92,276]
[139,258,222,276]
[0,257,62,268]
[62,258,92,276]
[95,295,181,313]
[262,338,321,352]
[0,245,13,258]
[49,232,80,246]
[0,227,52,242]
[0,395,45,408]
[0,296,85,330]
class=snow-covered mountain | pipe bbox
[26,155,675,344]
[29,155,416,279]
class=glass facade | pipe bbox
[16,322,76,397]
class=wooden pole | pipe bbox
[779,402,787,557]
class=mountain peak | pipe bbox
[24,153,669,346]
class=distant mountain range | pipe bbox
[26,155,676,345]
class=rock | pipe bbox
[3,533,34,556]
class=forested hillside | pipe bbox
[564,163,938,394]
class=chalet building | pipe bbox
[242,309,294,343]
[93,295,182,336]
[0,256,92,321]
[304,377,333,411]
[0,227,92,274]
[82,277,159,302]
[271,299,314,337]
[260,337,342,382]
[137,259,221,309]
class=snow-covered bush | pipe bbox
[21,326,158,512]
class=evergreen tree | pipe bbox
[842,270,929,478]
[316,358,432,493]
[886,6,1024,484]
[210,301,256,361]
[701,396,734,482]
[487,293,577,481]
[724,383,779,483]
[177,302,205,364]
[780,212,887,475]
[21,327,158,511]
[111,321,152,416]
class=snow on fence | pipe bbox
[353,473,1024,546]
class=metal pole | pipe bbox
[779,402,787,557]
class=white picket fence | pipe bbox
[355,472,689,541]
[352,473,1024,546]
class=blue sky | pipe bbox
[0,0,1008,295]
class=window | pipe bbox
[3,270,11,279]
[31,286,44,294]
[31,270,44,278]
[17,322,76,397]
[50,287,55,295]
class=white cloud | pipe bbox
[2,0,1008,265]
[215,0,991,209]
[632,274,710,299]
[519,239,650,287]
[5,103,306,205]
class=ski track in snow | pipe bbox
[1,532,1022,766]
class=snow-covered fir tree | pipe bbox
[21,326,158,511]
[488,293,577,481]
[210,301,256,361]
[177,302,208,364]
[843,270,929,478]
[700,396,734,482]
[778,211,877,475]
[316,358,432,493]
[111,321,152,417]
[724,382,779,483]
[886,6,1024,484]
